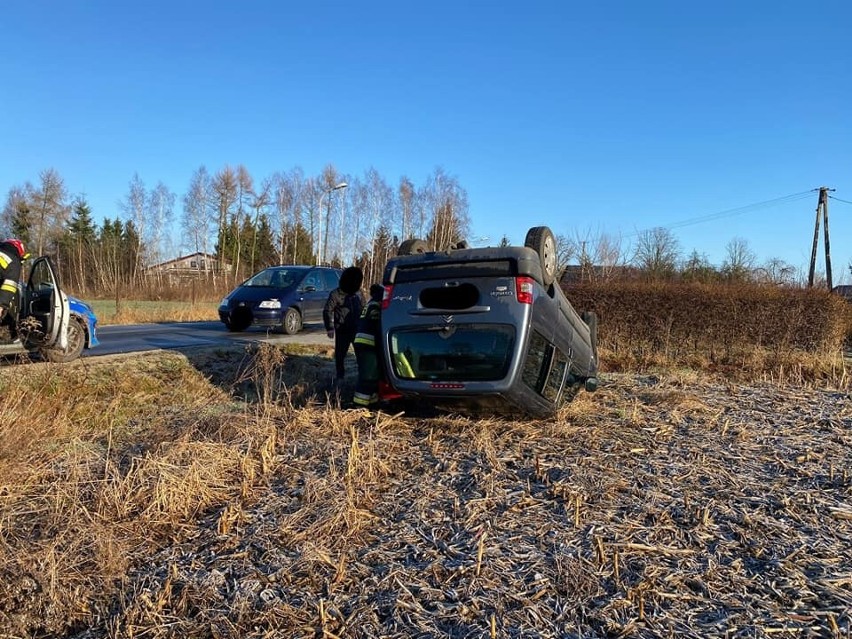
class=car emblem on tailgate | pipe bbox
[442,314,454,323]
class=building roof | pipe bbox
[832,284,852,301]
[146,252,226,270]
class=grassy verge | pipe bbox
[1,345,850,636]
[89,299,219,325]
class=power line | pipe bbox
[625,190,816,238]
[828,195,852,206]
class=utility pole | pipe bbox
[808,186,835,289]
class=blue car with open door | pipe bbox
[0,256,99,363]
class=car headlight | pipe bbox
[258,299,282,309]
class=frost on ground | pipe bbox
[0,351,850,638]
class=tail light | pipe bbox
[516,276,534,304]
[381,284,393,310]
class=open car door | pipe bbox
[22,257,69,350]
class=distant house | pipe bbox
[146,252,232,277]
[832,285,852,303]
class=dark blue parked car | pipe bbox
[0,256,99,362]
[218,265,342,334]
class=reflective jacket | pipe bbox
[0,243,22,311]
[354,299,381,348]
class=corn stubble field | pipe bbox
[2,281,851,638]
[0,341,849,639]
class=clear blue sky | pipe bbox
[1,0,850,281]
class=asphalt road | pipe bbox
[89,321,332,357]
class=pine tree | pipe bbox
[253,214,278,270]
[61,198,99,292]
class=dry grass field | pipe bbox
[0,343,850,638]
[88,300,219,325]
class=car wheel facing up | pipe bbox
[524,226,558,286]
[397,239,430,256]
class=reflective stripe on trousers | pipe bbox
[353,391,378,406]
[354,333,375,346]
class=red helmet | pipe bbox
[2,239,26,259]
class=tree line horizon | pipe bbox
[1,165,849,297]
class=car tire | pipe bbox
[398,239,430,256]
[282,307,302,335]
[43,317,86,363]
[524,226,557,286]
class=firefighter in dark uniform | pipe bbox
[0,239,27,324]
[353,284,384,408]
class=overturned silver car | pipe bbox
[379,226,598,418]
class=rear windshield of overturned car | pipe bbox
[389,324,516,381]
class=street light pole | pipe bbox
[317,181,348,265]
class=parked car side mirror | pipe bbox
[303,285,317,293]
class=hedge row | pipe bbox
[562,282,850,360]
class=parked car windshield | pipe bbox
[243,267,306,288]
[389,324,516,381]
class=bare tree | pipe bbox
[231,165,254,280]
[32,168,69,255]
[424,167,470,251]
[682,249,717,283]
[348,176,368,266]
[632,227,680,280]
[363,168,392,283]
[249,176,272,272]
[211,166,238,275]
[721,237,756,282]
[398,176,416,241]
[555,233,576,280]
[271,168,305,264]
[564,228,626,282]
[182,166,214,272]
[120,173,147,283]
[302,178,323,264]
[757,256,797,286]
[317,165,354,267]
[147,182,176,270]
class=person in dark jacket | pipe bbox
[353,284,384,408]
[0,239,27,323]
[323,266,364,384]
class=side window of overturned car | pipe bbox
[522,331,552,395]
[542,348,569,403]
